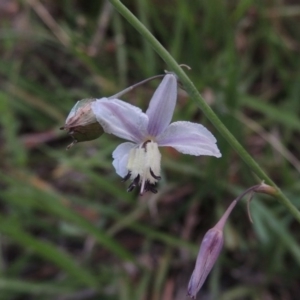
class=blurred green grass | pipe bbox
[1,0,300,299]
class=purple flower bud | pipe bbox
[187,183,274,298]
[187,228,224,299]
[187,200,237,299]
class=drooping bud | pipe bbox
[187,228,224,299]
[60,98,104,149]
[187,182,278,298]
[187,200,237,299]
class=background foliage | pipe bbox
[1,0,300,299]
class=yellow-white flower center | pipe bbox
[126,140,161,194]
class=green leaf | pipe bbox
[0,215,99,288]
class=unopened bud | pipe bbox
[188,183,278,298]
[188,200,237,299]
[60,98,104,149]
[187,228,224,299]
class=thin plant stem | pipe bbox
[109,74,165,99]
[108,0,300,223]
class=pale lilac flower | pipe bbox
[91,74,221,194]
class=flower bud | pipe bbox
[60,98,104,149]
[188,199,237,299]
[187,228,224,299]
[187,183,277,298]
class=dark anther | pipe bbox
[149,186,158,193]
[150,169,161,180]
[127,175,140,192]
[122,172,131,182]
[145,181,158,194]
[127,182,136,192]
[142,140,151,150]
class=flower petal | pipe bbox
[91,98,148,143]
[112,142,136,177]
[146,74,177,136]
[156,121,221,157]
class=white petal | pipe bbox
[91,98,148,143]
[112,142,136,177]
[146,74,177,136]
[156,121,221,157]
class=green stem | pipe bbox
[108,0,300,222]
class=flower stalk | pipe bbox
[107,0,300,223]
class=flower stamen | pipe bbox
[122,172,131,182]
[127,174,140,192]
[142,140,151,147]
[144,181,158,193]
[150,168,161,180]
[124,141,161,194]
